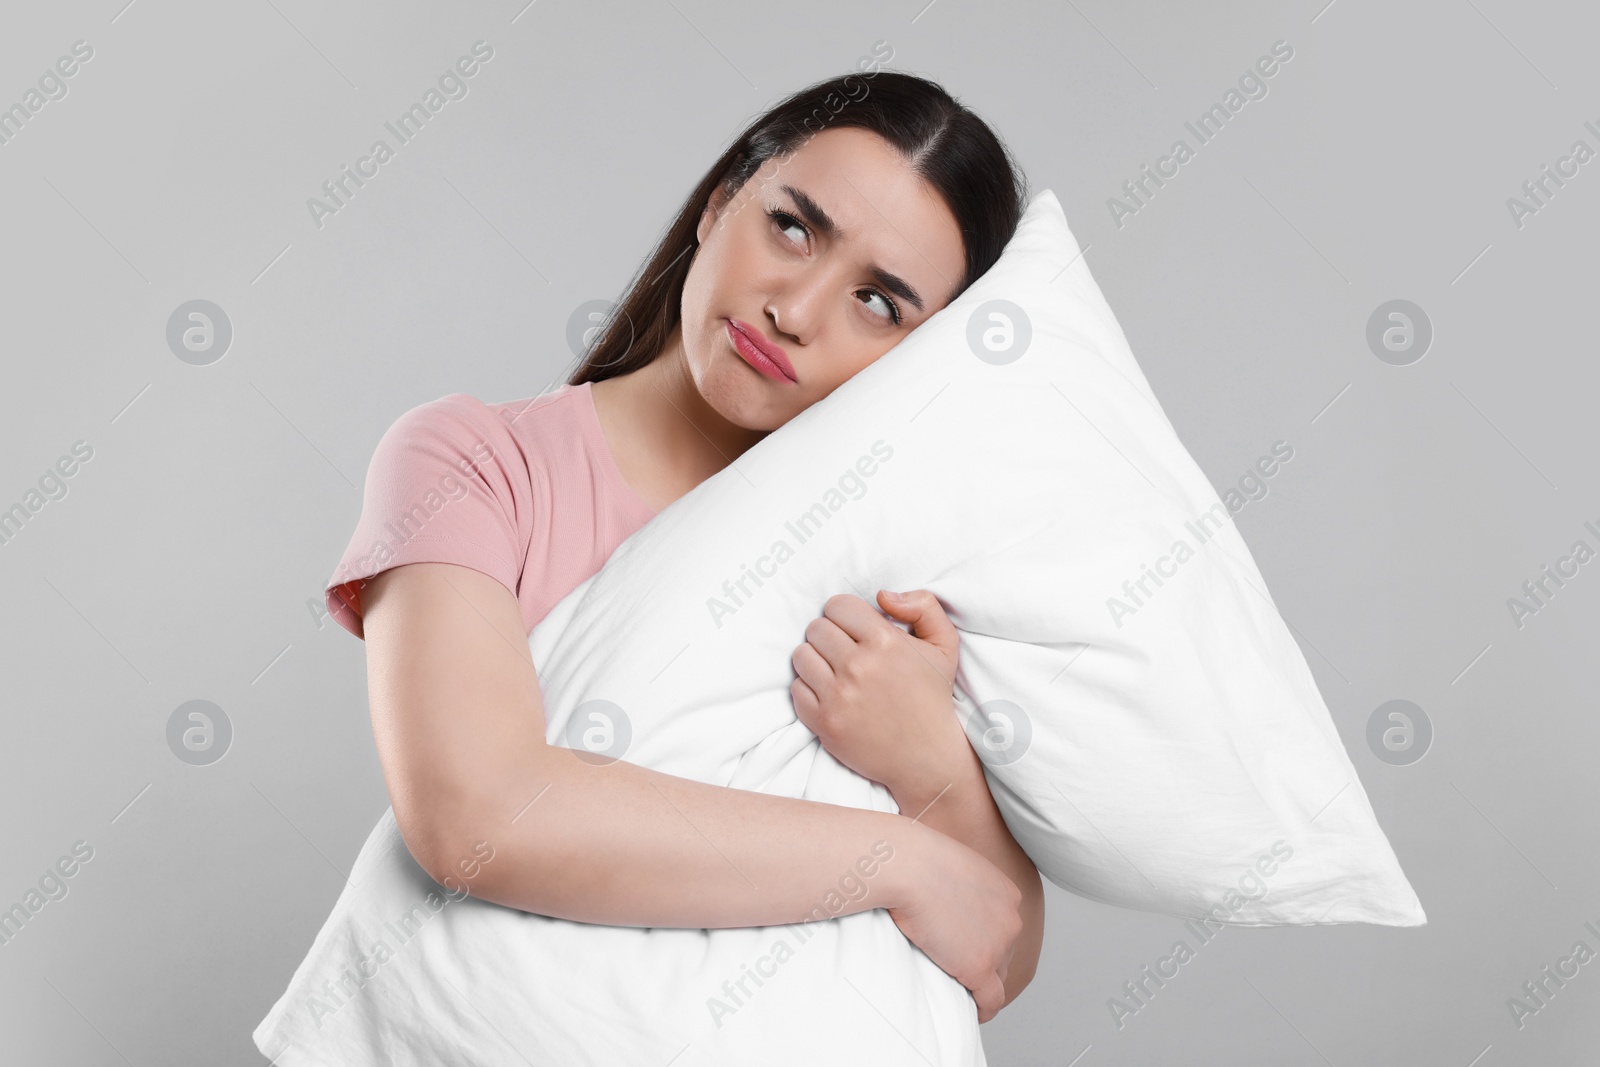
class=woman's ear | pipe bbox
[696,183,735,245]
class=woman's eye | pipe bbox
[858,289,902,326]
[768,207,900,326]
[769,209,807,246]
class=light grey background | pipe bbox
[1,0,1595,1063]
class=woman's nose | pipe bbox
[765,271,828,344]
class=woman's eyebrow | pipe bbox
[780,183,926,314]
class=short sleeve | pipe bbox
[325,393,532,639]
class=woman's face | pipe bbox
[679,126,968,432]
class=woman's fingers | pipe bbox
[877,589,960,661]
[800,614,855,670]
[819,592,891,643]
[790,636,833,692]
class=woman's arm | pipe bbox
[790,589,1046,1009]
[889,725,1046,1008]
[358,561,1024,1020]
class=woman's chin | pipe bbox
[697,354,789,430]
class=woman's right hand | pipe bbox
[886,821,1024,1024]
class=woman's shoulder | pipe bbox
[378,383,591,460]
[480,382,591,430]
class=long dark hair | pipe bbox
[567,69,1027,386]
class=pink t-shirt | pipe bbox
[324,381,658,638]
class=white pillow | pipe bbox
[255,188,1425,1067]
[533,187,1425,927]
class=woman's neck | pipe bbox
[590,327,767,510]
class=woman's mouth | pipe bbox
[726,319,797,384]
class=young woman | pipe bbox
[328,70,1044,1025]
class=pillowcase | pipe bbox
[531,186,1425,926]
